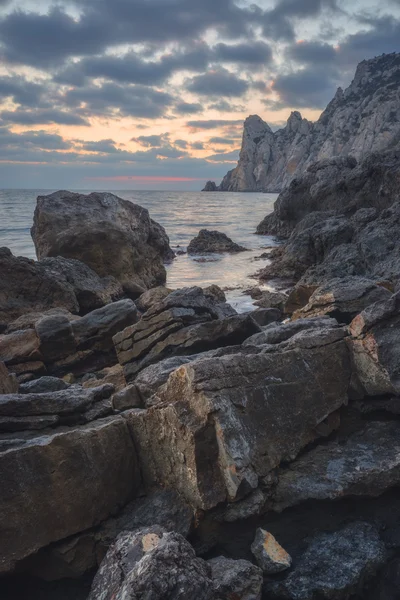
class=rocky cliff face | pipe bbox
[219,52,400,192]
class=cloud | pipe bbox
[186,119,243,131]
[78,139,120,153]
[0,75,46,107]
[262,0,341,41]
[205,149,240,162]
[174,102,204,115]
[0,128,72,150]
[272,67,339,108]
[287,40,337,65]
[132,134,170,148]
[0,109,90,126]
[208,137,235,145]
[186,68,249,97]
[214,41,273,65]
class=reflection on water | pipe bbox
[0,189,278,312]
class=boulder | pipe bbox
[267,522,386,600]
[187,230,247,254]
[127,333,351,510]
[208,556,263,600]
[243,315,339,347]
[113,287,257,381]
[19,376,70,394]
[254,290,288,311]
[250,308,282,327]
[271,421,400,512]
[292,277,392,322]
[202,181,218,192]
[0,415,139,574]
[87,527,214,600]
[251,528,292,574]
[0,362,18,394]
[0,247,78,328]
[135,286,172,312]
[40,256,124,313]
[31,191,174,295]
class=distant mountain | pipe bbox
[214,52,400,193]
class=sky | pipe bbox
[0,0,399,190]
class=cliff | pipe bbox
[218,52,400,192]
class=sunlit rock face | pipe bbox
[220,53,400,192]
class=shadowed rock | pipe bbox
[188,230,247,254]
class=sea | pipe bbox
[0,189,279,312]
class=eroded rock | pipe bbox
[208,556,263,600]
[251,528,292,574]
[188,230,247,254]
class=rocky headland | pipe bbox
[204,52,400,193]
[3,109,400,600]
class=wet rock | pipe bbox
[19,376,70,394]
[32,191,174,295]
[40,256,124,313]
[87,527,214,600]
[267,522,386,600]
[0,415,139,574]
[114,287,257,381]
[135,286,172,312]
[188,230,247,254]
[251,528,292,574]
[293,277,392,322]
[0,362,18,394]
[0,247,78,328]
[203,284,226,303]
[208,556,263,600]
[128,335,350,510]
[271,422,400,512]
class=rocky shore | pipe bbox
[2,182,400,600]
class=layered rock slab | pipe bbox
[128,335,351,510]
[0,415,139,574]
[31,191,174,295]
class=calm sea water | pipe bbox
[0,189,278,312]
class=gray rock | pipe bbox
[267,522,386,600]
[0,415,139,574]
[31,191,174,295]
[251,528,292,574]
[112,385,142,411]
[40,256,124,313]
[215,489,266,522]
[202,181,218,192]
[127,334,350,510]
[135,286,172,312]
[0,361,18,394]
[221,53,400,194]
[250,308,282,327]
[272,422,400,512]
[19,376,70,394]
[187,230,247,254]
[208,556,263,600]
[243,316,338,347]
[87,527,214,600]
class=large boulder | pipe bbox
[87,527,214,600]
[31,191,174,296]
[0,247,78,329]
[113,287,258,381]
[271,421,400,512]
[187,230,246,254]
[0,415,140,574]
[267,522,386,600]
[208,556,263,600]
[127,331,351,510]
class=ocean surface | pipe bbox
[0,189,278,312]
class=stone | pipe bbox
[0,247,79,328]
[5,307,79,334]
[250,308,282,327]
[0,328,41,365]
[267,522,386,600]
[0,362,18,394]
[82,364,126,392]
[32,191,174,294]
[203,284,226,303]
[0,414,60,432]
[271,421,400,512]
[251,528,292,574]
[202,181,218,192]
[40,256,124,314]
[220,53,400,194]
[243,315,339,347]
[0,415,139,574]
[87,527,214,600]
[187,230,247,254]
[135,286,172,312]
[208,556,263,600]
[127,335,350,510]
[292,277,392,322]
[19,376,70,394]
[254,290,288,311]
[112,385,143,411]
[215,489,266,523]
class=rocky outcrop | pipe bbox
[187,230,247,254]
[113,287,258,381]
[87,527,214,600]
[31,191,174,297]
[202,181,218,192]
[219,52,400,193]
[267,522,386,600]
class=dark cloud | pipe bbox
[0,109,90,126]
[174,102,204,115]
[186,68,249,97]
[190,141,205,150]
[174,139,188,149]
[272,66,339,108]
[287,41,337,65]
[0,75,46,107]
[208,137,235,145]
[262,0,340,41]
[214,41,273,65]
[205,149,240,162]
[207,99,245,112]
[0,128,72,150]
[79,139,119,153]
[65,83,174,119]
[132,134,170,148]
[336,16,400,66]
